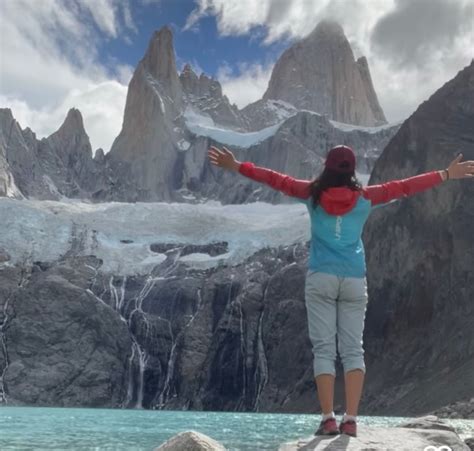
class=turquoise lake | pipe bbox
[0,407,472,450]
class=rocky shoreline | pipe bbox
[154,416,473,451]
[432,399,474,420]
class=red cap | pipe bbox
[325,145,356,173]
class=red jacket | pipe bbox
[238,161,443,214]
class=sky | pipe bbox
[0,0,472,153]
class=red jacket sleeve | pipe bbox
[238,161,311,200]
[362,171,443,206]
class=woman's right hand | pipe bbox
[208,146,241,172]
[446,154,474,179]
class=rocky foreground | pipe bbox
[154,416,472,450]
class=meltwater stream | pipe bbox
[1,407,473,451]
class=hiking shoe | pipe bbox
[339,419,357,437]
[314,417,339,436]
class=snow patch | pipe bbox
[145,73,166,114]
[42,175,65,200]
[177,139,191,151]
[0,172,23,199]
[355,171,371,185]
[184,107,283,148]
[264,100,298,122]
[329,119,403,134]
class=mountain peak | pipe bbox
[47,107,91,157]
[143,25,178,80]
[54,108,87,139]
[263,20,386,126]
[139,25,182,104]
[153,25,173,38]
[61,108,84,131]
[308,20,345,39]
[0,108,15,124]
[182,63,196,76]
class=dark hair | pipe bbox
[308,167,362,208]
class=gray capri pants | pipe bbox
[304,270,368,377]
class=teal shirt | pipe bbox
[295,196,393,278]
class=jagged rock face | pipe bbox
[105,27,185,202]
[0,109,42,198]
[0,258,132,406]
[144,27,182,108]
[362,61,474,415]
[0,108,107,200]
[180,65,245,130]
[0,110,23,198]
[241,99,298,132]
[263,20,387,126]
[45,108,93,172]
[356,56,386,125]
[0,241,317,411]
[180,64,200,94]
[2,227,470,414]
[40,108,107,198]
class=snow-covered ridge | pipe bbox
[184,104,401,150]
[329,119,403,133]
[0,198,309,276]
[184,107,284,148]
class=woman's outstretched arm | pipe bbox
[362,154,474,206]
[208,146,311,200]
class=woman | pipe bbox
[207,144,474,437]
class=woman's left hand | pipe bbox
[208,146,241,172]
[447,154,474,179]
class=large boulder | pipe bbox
[279,418,469,450]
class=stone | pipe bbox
[0,249,10,263]
[398,415,456,432]
[154,430,226,451]
[432,399,474,419]
[279,424,469,450]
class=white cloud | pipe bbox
[370,31,473,121]
[78,0,120,37]
[185,0,393,44]
[217,63,273,108]
[186,0,473,122]
[185,1,269,35]
[0,0,136,151]
[122,2,138,34]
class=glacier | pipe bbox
[0,198,310,276]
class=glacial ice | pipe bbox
[184,107,284,148]
[0,198,310,276]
